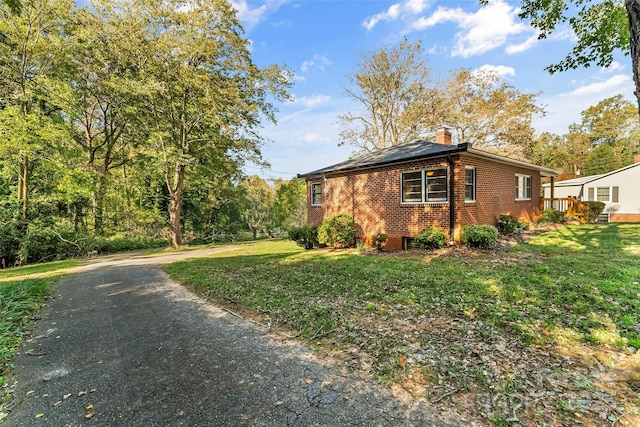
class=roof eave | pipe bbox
[466,147,559,177]
[298,143,470,179]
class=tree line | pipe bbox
[2,0,639,266]
[0,0,295,265]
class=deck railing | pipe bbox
[540,197,590,224]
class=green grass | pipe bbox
[0,259,79,388]
[166,224,640,427]
[167,225,640,351]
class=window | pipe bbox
[311,183,322,205]
[596,187,611,202]
[515,174,532,200]
[401,171,422,203]
[465,167,476,202]
[401,168,448,203]
[425,168,448,201]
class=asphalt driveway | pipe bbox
[4,248,465,426]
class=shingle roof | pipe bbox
[541,161,640,187]
[299,139,558,178]
[298,140,469,178]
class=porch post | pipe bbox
[550,176,555,200]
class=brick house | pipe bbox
[298,129,558,250]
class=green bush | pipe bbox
[496,212,529,234]
[19,225,90,263]
[95,235,167,253]
[317,214,357,248]
[287,225,318,250]
[461,225,499,249]
[539,208,564,223]
[414,227,447,249]
[584,201,605,223]
[371,233,387,251]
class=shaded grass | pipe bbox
[167,225,640,350]
[165,226,640,424]
[0,259,79,387]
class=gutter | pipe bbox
[447,154,455,245]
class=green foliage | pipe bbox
[94,235,167,254]
[539,208,564,223]
[517,0,629,73]
[414,227,447,249]
[317,214,357,248]
[272,178,307,230]
[371,233,387,251]
[584,201,606,223]
[461,225,499,249]
[242,176,275,239]
[166,224,640,424]
[496,213,529,234]
[287,225,318,250]
[0,259,78,387]
[583,144,622,176]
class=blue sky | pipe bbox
[231,0,635,179]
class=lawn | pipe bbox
[166,224,640,426]
[0,260,79,388]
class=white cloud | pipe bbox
[604,61,625,73]
[533,74,635,135]
[291,94,331,108]
[412,0,532,57]
[363,3,401,31]
[300,54,332,72]
[406,0,429,14]
[301,133,331,143]
[506,33,540,54]
[476,64,516,78]
[564,74,632,97]
[230,0,289,31]
[363,0,436,30]
[412,6,461,30]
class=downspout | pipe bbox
[447,155,455,245]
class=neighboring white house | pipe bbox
[542,155,640,222]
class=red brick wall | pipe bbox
[609,213,640,222]
[458,153,541,227]
[306,153,542,250]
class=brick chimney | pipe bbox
[436,128,452,145]
[635,153,640,164]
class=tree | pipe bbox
[0,0,73,263]
[338,38,442,152]
[60,5,140,235]
[442,68,544,155]
[525,132,569,170]
[339,40,543,156]
[114,0,291,247]
[571,94,640,174]
[511,0,640,116]
[241,175,274,239]
[272,177,306,230]
[583,144,621,175]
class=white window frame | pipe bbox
[401,167,448,204]
[465,166,476,202]
[311,182,322,206]
[515,174,532,200]
[596,186,611,202]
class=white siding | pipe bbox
[583,164,640,214]
[543,185,582,199]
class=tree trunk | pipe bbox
[18,154,29,223]
[92,174,107,236]
[627,0,640,117]
[167,164,185,248]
